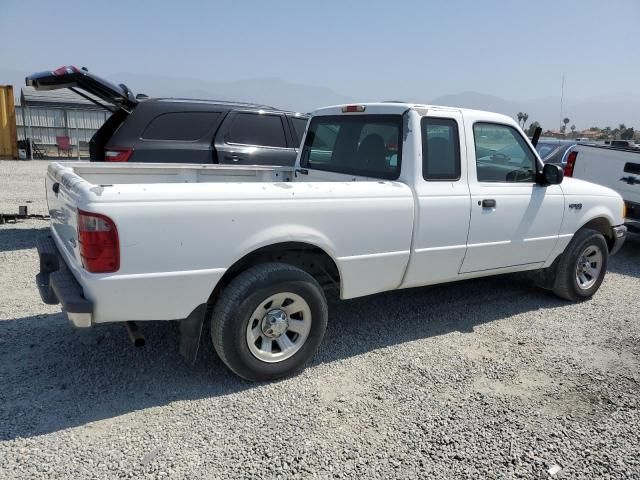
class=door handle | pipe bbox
[481,199,496,208]
[224,154,241,162]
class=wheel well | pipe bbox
[580,217,615,251]
[207,242,340,305]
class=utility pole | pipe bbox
[559,75,565,133]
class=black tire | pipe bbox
[210,262,328,381]
[552,228,609,301]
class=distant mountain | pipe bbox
[2,67,636,128]
[429,91,640,130]
[110,72,353,113]
[430,91,523,117]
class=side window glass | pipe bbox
[422,117,461,180]
[474,123,537,182]
[307,123,338,164]
[227,113,287,148]
[291,117,308,144]
[142,112,221,141]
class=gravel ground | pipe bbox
[1,160,639,479]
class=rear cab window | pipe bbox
[300,115,402,180]
[227,113,287,148]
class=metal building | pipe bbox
[17,86,110,159]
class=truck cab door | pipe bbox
[460,122,563,273]
[401,111,472,287]
[214,111,297,166]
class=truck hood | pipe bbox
[560,176,623,199]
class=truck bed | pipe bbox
[45,161,415,323]
[51,161,294,186]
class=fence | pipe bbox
[16,105,110,158]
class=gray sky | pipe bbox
[2,0,639,127]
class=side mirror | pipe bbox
[539,163,564,185]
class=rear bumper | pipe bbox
[36,234,93,327]
[610,225,627,256]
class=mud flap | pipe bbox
[532,255,561,290]
[179,304,207,364]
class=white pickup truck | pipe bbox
[565,143,640,232]
[37,103,627,381]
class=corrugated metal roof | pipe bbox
[20,86,106,110]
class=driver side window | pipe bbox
[474,123,537,182]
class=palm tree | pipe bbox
[522,113,529,129]
[517,112,524,126]
[563,118,570,136]
[570,124,576,136]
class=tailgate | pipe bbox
[26,66,137,113]
[45,163,84,270]
[574,146,640,203]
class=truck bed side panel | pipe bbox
[49,166,414,322]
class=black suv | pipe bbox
[27,66,308,166]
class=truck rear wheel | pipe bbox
[210,263,328,381]
[552,228,608,301]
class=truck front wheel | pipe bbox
[552,228,609,301]
[210,262,328,381]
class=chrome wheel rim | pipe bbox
[246,292,312,363]
[575,245,603,290]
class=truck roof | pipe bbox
[312,102,514,124]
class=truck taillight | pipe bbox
[77,210,119,273]
[564,151,578,177]
[104,147,133,162]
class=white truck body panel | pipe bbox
[572,145,640,206]
[42,103,626,328]
[46,162,414,322]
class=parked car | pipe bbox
[26,66,308,166]
[565,143,640,232]
[534,138,577,165]
[610,140,640,149]
[37,102,626,381]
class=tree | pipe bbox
[560,125,566,134]
[618,124,626,139]
[621,127,634,140]
[526,121,541,137]
[562,118,570,137]
[517,112,524,126]
[570,124,576,136]
[522,113,529,129]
